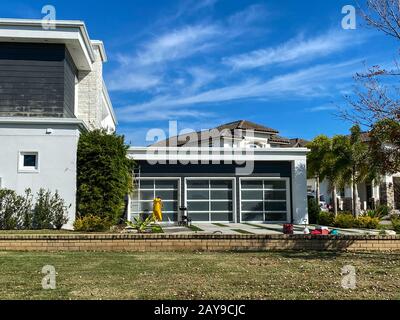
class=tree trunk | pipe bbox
[332,185,338,216]
[352,170,359,217]
[316,176,320,204]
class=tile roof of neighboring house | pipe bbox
[149,120,284,147]
[287,138,310,148]
[215,120,279,134]
[269,135,291,144]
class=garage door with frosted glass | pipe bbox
[186,179,234,222]
[241,179,289,222]
[130,179,178,222]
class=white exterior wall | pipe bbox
[292,158,308,224]
[0,122,82,229]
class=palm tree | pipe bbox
[322,137,345,216]
[330,126,376,217]
[306,135,331,204]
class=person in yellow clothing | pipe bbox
[152,197,163,222]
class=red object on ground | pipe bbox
[311,228,330,235]
[283,224,294,234]
[311,229,322,235]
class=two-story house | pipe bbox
[0,19,116,228]
[127,120,309,224]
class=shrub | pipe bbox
[32,189,69,230]
[73,215,110,232]
[0,188,69,230]
[126,215,154,233]
[317,211,335,226]
[375,205,390,218]
[50,191,70,230]
[0,189,33,230]
[354,216,380,229]
[77,130,135,224]
[317,210,381,230]
[307,197,320,224]
[365,205,389,219]
[0,189,22,229]
[32,189,53,229]
[391,216,400,233]
[20,189,34,229]
[334,213,356,229]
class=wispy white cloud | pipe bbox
[117,59,362,116]
[223,30,367,70]
[107,24,221,92]
[134,25,221,66]
[108,73,162,91]
[305,104,338,112]
[108,4,270,92]
[186,67,217,92]
[117,106,215,122]
[227,4,268,26]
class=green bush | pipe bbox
[391,216,400,233]
[0,189,33,230]
[307,197,320,224]
[50,191,70,230]
[317,211,335,226]
[20,189,34,229]
[365,205,389,219]
[375,205,390,218]
[33,189,69,230]
[0,188,68,230]
[73,215,110,232]
[317,211,382,230]
[334,213,356,228]
[0,189,23,229]
[354,216,380,229]
[33,189,53,229]
[77,130,135,224]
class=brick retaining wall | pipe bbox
[0,234,399,252]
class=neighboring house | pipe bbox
[127,120,309,224]
[304,134,400,214]
[0,19,116,228]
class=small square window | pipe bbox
[19,152,39,172]
[23,154,37,167]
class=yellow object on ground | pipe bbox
[153,197,163,221]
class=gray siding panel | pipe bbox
[0,43,78,118]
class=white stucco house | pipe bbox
[0,19,310,228]
[0,19,116,228]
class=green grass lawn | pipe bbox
[212,223,230,227]
[0,251,399,300]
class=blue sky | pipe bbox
[1,0,398,146]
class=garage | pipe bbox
[240,178,290,222]
[185,178,235,222]
[130,178,179,222]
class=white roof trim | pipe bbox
[0,117,89,131]
[91,40,107,62]
[0,18,96,70]
[128,147,309,162]
[102,80,117,125]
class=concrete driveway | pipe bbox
[163,223,381,235]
